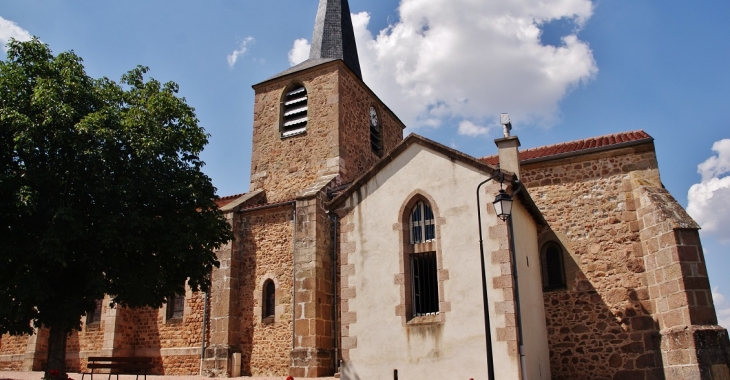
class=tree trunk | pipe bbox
[46,325,68,379]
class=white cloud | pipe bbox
[288,38,311,66]
[0,16,32,52]
[344,0,596,131]
[227,36,255,68]
[712,287,730,329]
[457,120,492,137]
[687,139,730,243]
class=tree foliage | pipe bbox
[0,39,232,340]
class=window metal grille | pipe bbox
[410,201,435,244]
[411,251,439,316]
[264,280,276,318]
[167,293,184,320]
[282,85,308,137]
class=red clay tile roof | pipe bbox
[480,130,652,165]
[214,192,247,208]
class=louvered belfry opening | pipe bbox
[282,84,308,137]
[411,251,439,316]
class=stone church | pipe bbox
[2,0,730,378]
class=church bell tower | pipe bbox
[248,0,404,204]
[243,0,404,377]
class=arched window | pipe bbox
[406,199,439,317]
[410,201,435,244]
[281,83,308,137]
[263,280,276,319]
[541,242,566,290]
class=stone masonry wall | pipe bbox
[636,186,730,379]
[157,292,205,350]
[0,334,28,370]
[250,65,341,203]
[236,206,294,377]
[0,334,27,356]
[65,299,109,372]
[337,65,404,184]
[250,62,405,203]
[336,206,355,367]
[291,191,335,378]
[128,291,205,375]
[521,144,665,379]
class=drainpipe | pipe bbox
[291,203,297,350]
[329,212,339,373]
[507,181,527,380]
[199,291,209,376]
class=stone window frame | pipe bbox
[395,190,450,325]
[263,279,276,322]
[280,81,309,138]
[162,285,188,324]
[255,275,282,324]
[540,241,567,291]
[85,299,103,329]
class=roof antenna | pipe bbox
[500,113,512,138]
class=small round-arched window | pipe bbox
[541,242,566,290]
[263,280,276,318]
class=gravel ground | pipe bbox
[0,372,336,380]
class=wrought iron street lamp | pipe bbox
[493,189,513,222]
[476,170,514,380]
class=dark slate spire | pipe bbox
[309,0,362,79]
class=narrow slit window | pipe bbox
[263,280,276,319]
[541,242,566,290]
[281,84,308,137]
[411,251,439,316]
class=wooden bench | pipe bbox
[82,357,153,380]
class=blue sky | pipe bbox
[2,0,729,327]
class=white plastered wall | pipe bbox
[339,144,548,380]
[511,198,551,379]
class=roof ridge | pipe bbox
[480,130,653,165]
[519,130,649,154]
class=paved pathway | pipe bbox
[0,372,336,380]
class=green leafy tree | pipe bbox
[0,39,233,377]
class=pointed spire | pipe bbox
[309,0,362,80]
